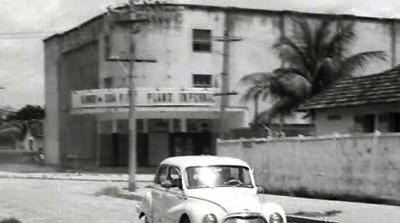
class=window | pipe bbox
[354,114,375,133]
[104,35,111,60]
[104,77,113,88]
[193,74,212,88]
[388,113,400,132]
[154,165,168,184]
[192,29,212,52]
[169,167,183,189]
[186,165,253,189]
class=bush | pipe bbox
[0,218,21,223]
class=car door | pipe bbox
[161,166,185,223]
[151,165,168,223]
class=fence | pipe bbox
[217,132,400,202]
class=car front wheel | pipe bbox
[180,215,190,223]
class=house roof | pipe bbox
[302,66,400,110]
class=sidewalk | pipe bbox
[261,194,400,223]
[0,171,154,182]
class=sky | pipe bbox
[1,0,400,108]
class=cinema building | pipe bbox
[44,1,398,168]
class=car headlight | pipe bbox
[269,212,283,223]
[203,214,218,223]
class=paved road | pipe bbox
[0,178,335,223]
[5,178,398,223]
[0,178,143,223]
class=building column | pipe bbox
[95,120,101,167]
[181,118,186,132]
[111,119,118,133]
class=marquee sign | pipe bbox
[71,88,217,109]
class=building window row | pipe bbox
[103,74,215,88]
[354,112,400,133]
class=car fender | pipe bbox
[171,197,227,223]
[138,191,153,220]
[262,202,287,223]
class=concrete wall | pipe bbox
[45,17,103,167]
[217,133,400,201]
[58,42,99,167]
[315,103,400,135]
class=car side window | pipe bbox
[169,167,183,189]
[154,165,168,185]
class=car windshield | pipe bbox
[186,165,253,189]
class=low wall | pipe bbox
[0,151,41,164]
[217,133,400,202]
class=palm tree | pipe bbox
[241,16,387,126]
[240,72,271,122]
[274,16,387,96]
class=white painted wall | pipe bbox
[217,133,400,201]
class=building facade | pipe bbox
[44,2,400,168]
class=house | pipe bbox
[0,120,44,151]
[302,66,400,135]
[21,120,44,152]
[44,1,400,168]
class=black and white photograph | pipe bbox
[1,0,400,222]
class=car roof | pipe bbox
[160,155,251,169]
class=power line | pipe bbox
[0,31,59,39]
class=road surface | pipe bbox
[0,178,142,223]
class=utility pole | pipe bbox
[127,9,137,192]
[215,8,242,139]
[106,1,181,191]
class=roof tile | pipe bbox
[302,66,400,109]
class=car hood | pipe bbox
[186,188,263,213]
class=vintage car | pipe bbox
[137,155,286,223]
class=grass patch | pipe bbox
[94,186,142,201]
[292,210,342,218]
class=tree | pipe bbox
[240,72,271,122]
[6,105,45,121]
[242,16,387,125]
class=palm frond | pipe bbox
[259,97,300,123]
[273,67,310,82]
[273,37,311,73]
[326,21,356,58]
[240,72,271,85]
[338,51,388,76]
[241,85,265,103]
[314,19,332,57]
[291,16,313,48]
[240,72,271,103]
